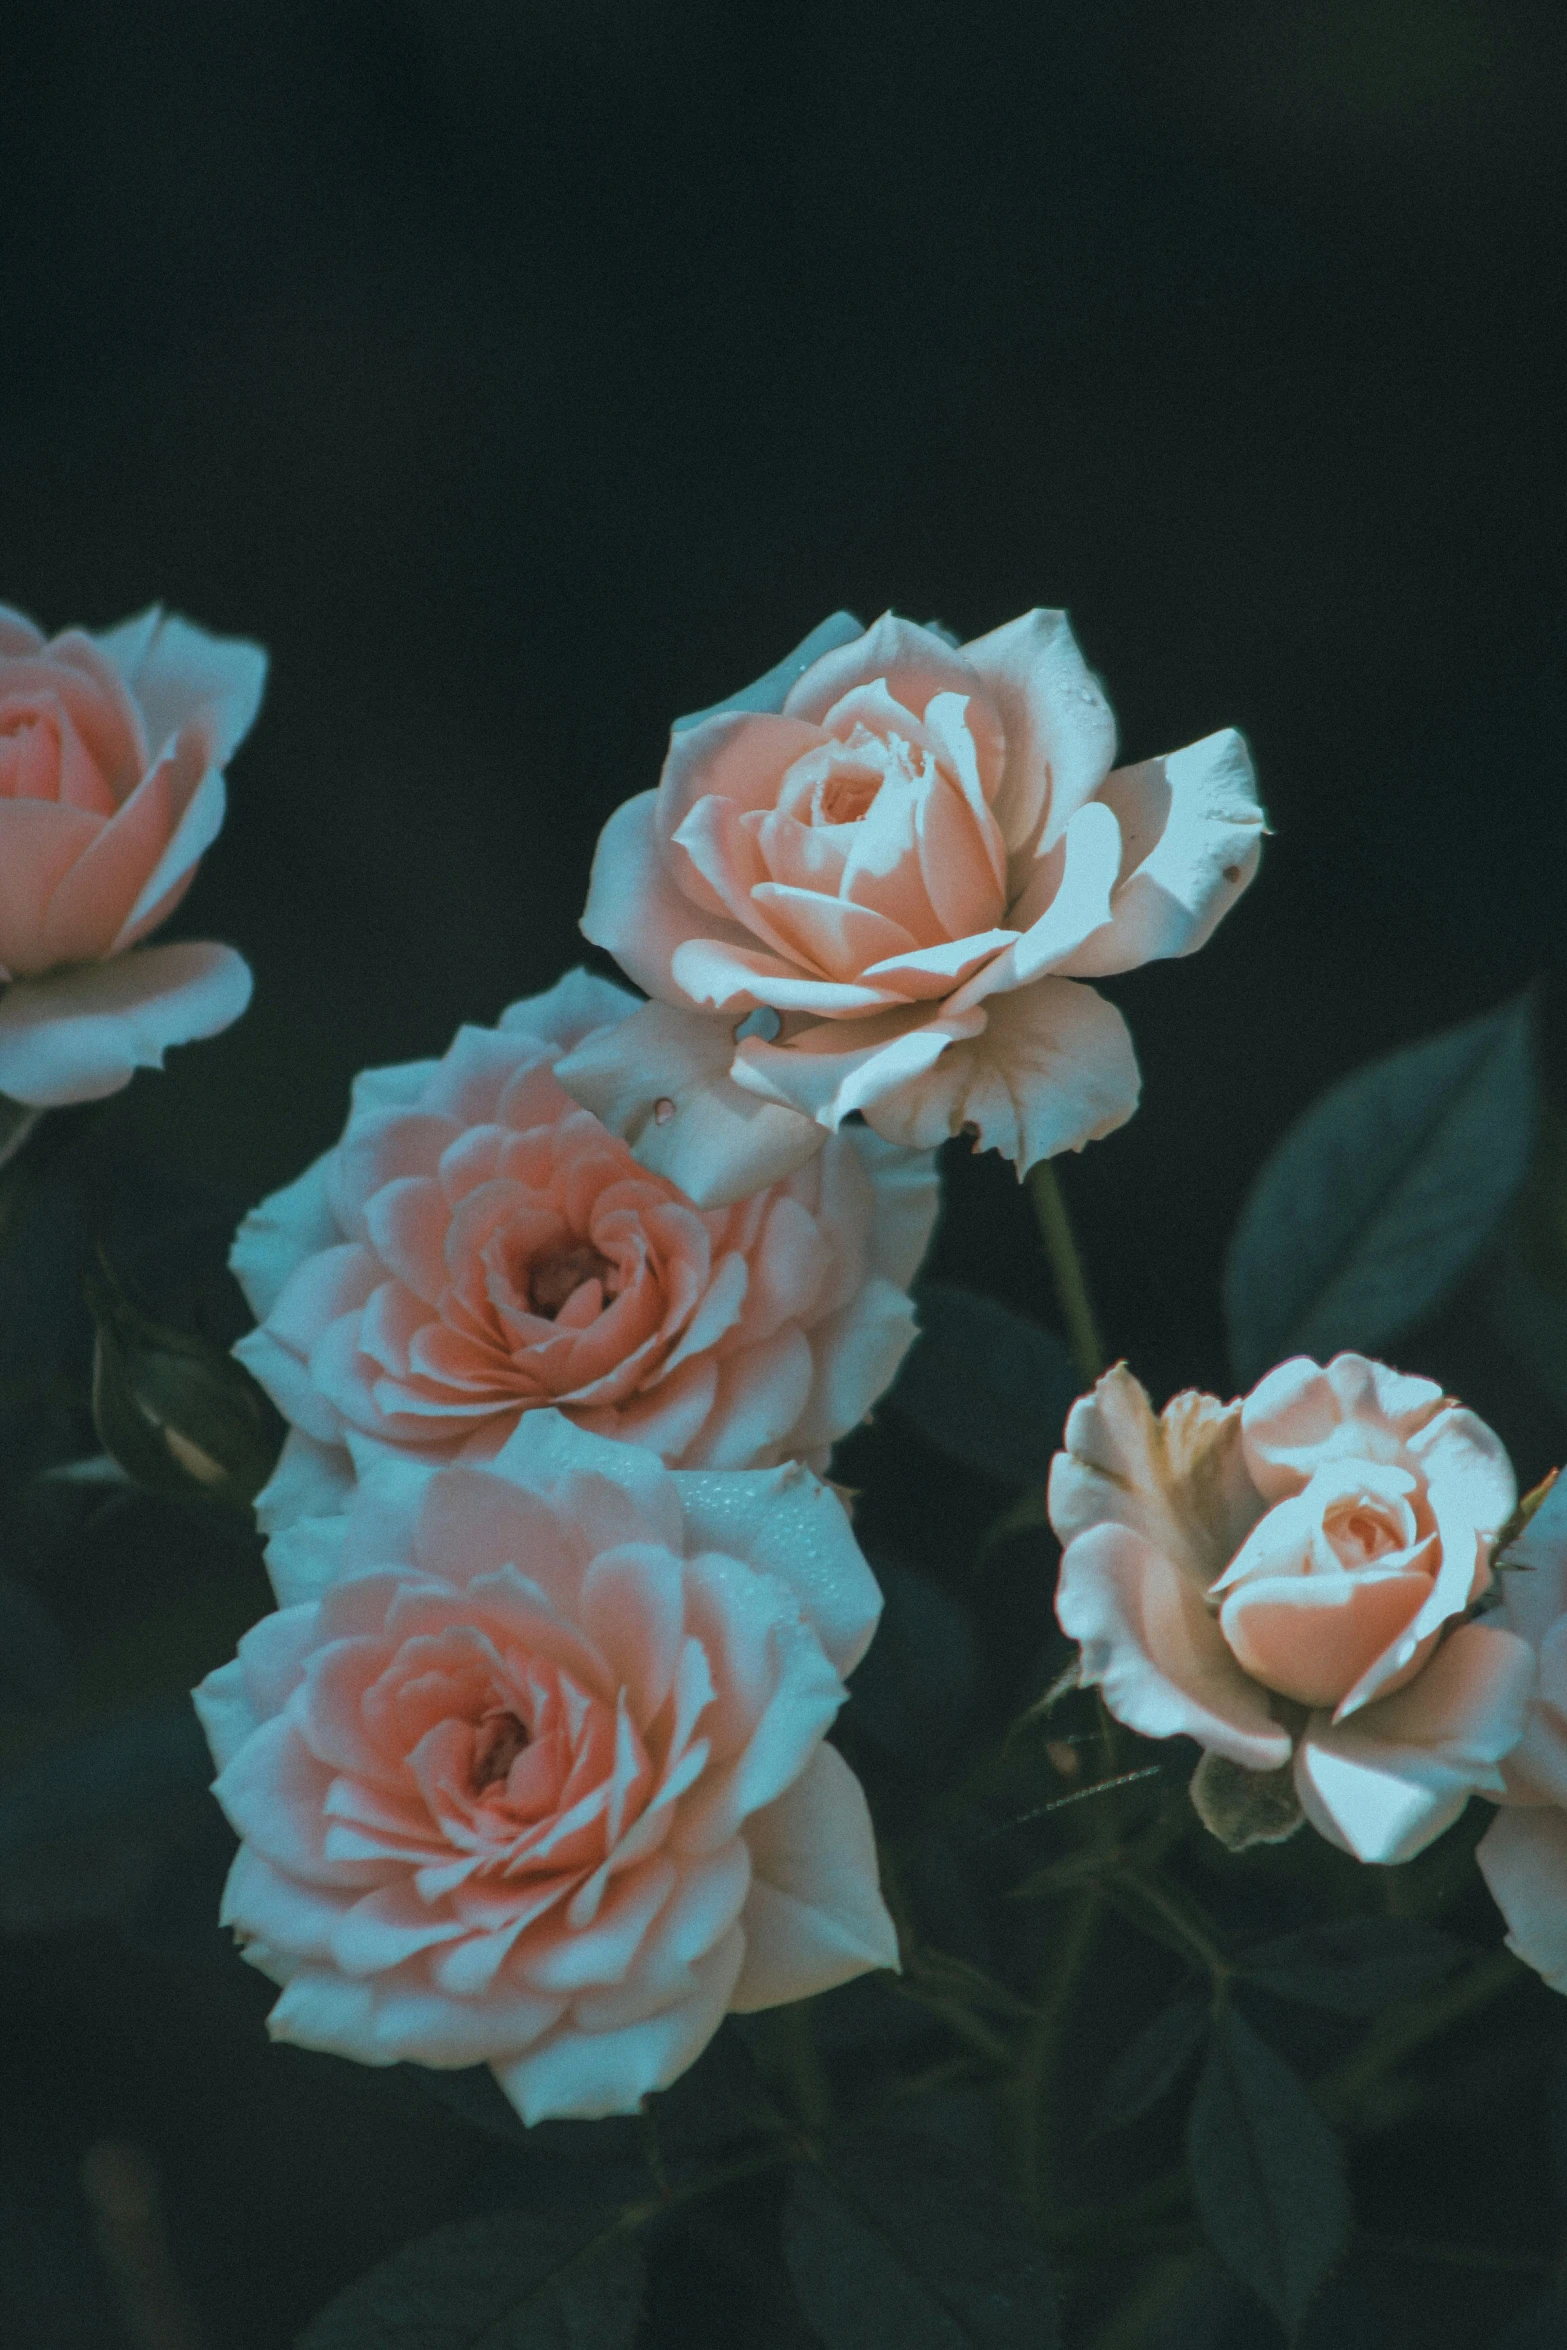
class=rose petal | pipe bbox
[92,606,267,767]
[1477,1808,1567,1990]
[0,939,251,1106]
[492,1927,744,2121]
[731,1743,899,2008]
[674,1460,883,1676]
[1218,1569,1432,1710]
[1056,1521,1291,1769]
[1063,731,1265,978]
[960,608,1117,859]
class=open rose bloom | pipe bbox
[192,1410,897,2122]
[231,970,936,1559]
[563,609,1264,1207]
[1475,1479,1567,1989]
[0,603,262,1105]
[1051,1354,1533,1862]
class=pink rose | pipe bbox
[1473,1478,1567,1990]
[1050,1354,1532,1862]
[0,603,263,1106]
[563,610,1263,1207]
[230,970,937,1549]
[191,1409,897,2122]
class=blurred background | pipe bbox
[2,3,1565,2342]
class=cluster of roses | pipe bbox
[7,595,1567,2131]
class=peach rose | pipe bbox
[230,970,937,1556]
[0,602,263,1106]
[191,1409,897,2122]
[1474,1478,1567,1989]
[1050,1354,1532,1863]
[563,610,1263,1207]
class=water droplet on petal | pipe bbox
[654,1097,676,1125]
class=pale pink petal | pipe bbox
[659,710,829,837]
[0,605,47,656]
[1056,1521,1291,1769]
[731,1001,985,1132]
[681,1327,815,1468]
[555,998,825,1210]
[1064,732,1265,978]
[749,883,921,983]
[854,976,1140,1171]
[787,1278,920,1459]
[252,1429,355,1540]
[674,1461,882,1676]
[0,800,101,974]
[731,1743,898,2008]
[1410,1406,1519,1549]
[1218,1571,1431,1710]
[671,934,903,1018]
[493,1928,743,2121]
[1241,1354,1448,1500]
[580,790,726,1002]
[496,966,639,1053]
[1477,1808,1567,1991]
[329,1111,464,1238]
[1049,1367,1263,1573]
[1294,1621,1534,1863]
[230,1154,341,1319]
[782,613,983,733]
[570,1844,752,2026]
[363,1177,451,1306]
[967,800,1123,994]
[960,608,1117,858]
[93,607,267,766]
[267,1963,565,2070]
[233,1323,346,1445]
[111,758,227,949]
[412,1466,587,1602]
[919,691,1008,917]
[192,1656,266,1773]
[489,1408,686,1556]
[842,1125,940,1290]
[0,939,251,1106]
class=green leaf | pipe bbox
[784,2132,1059,2349]
[887,1282,1081,1489]
[86,1253,284,1509]
[295,2207,646,2350]
[1223,993,1537,1385]
[1239,1917,1466,2015]
[1091,1993,1209,2135]
[1186,2006,1350,2335]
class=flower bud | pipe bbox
[85,1259,282,1509]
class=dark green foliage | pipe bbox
[1239,1917,1466,2016]
[887,1282,1081,1488]
[1091,1991,1209,2135]
[1186,2006,1351,2335]
[783,2131,1059,2350]
[1224,994,1537,1384]
[295,2207,647,2350]
[0,1701,215,1934]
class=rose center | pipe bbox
[528,1242,614,1319]
[819,769,881,823]
[1323,1502,1403,1571]
[471,1706,530,1793]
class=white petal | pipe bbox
[493,1929,744,2121]
[841,1125,941,1289]
[1067,732,1265,978]
[555,996,824,1208]
[673,1459,882,1675]
[732,1743,899,2008]
[496,966,639,1050]
[254,1427,356,1539]
[92,607,267,766]
[857,976,1140,1173]
[1477,1808,1567,1991]
[111,765,228,947]
[960,608,1117,858]
[0,941,252,1106]
[229,1152,341,1320]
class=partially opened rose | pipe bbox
[563,609,1264,1207]
[0,602,263,1106]
[1473,1477,1567,1989]
[1050,1354,1532,1862]
[192,1409,898,2122]
[231,970,937,1550]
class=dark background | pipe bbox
[3,4,1566,2342]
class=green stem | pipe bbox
[1027,1161,1106,1386]
[1008,1887,1107,2219]
[1315,1945,1524,2123]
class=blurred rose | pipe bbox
[192,1409,897,2122]
[231,970,937,1555]
[0,603,262,1105]
[563,610,1263,1207]
[1050,1353,1531,1863]
[1475,1476,1567,1990]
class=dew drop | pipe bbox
[653,1097,676,1125]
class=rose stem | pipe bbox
[1026,1162,1106,1387]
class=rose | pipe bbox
[0,602,263,1106]
[1050,1353,1532,1862]
[562,609,1263,1207]
[192,1408,898,2122]
[230,969,938,1551]
[1472,1477,1567,1990]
